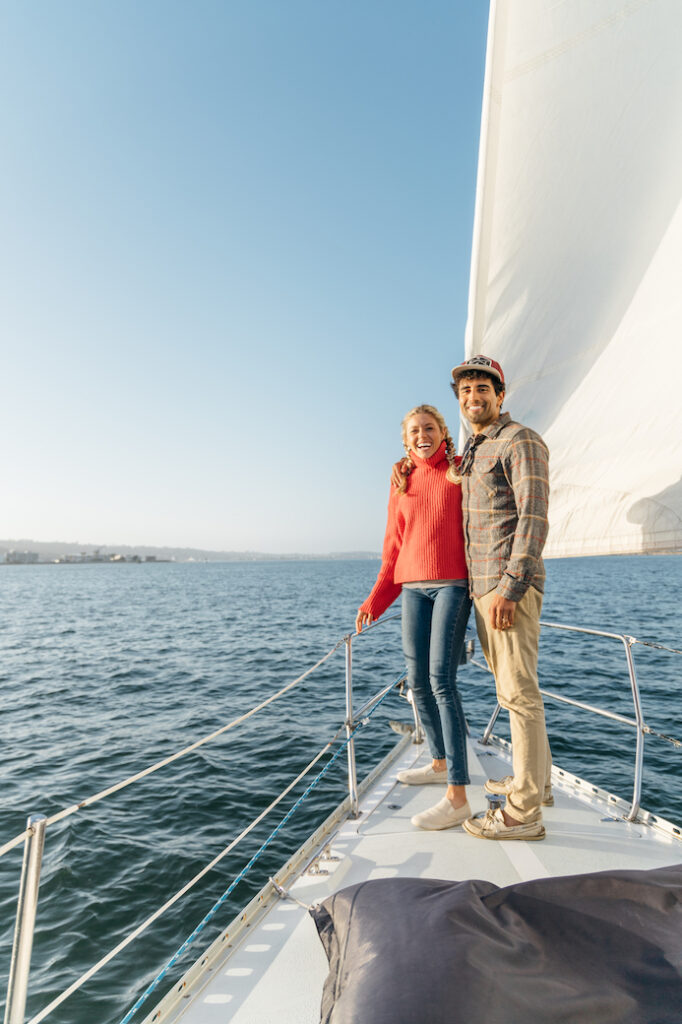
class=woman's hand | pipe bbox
[390,458,409,489]
[355,610,374,633]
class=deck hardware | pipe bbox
[386,803,402,810]
[4,813,46,1024]
[485,794,504,812]
[268,878,311,910]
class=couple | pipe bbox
[356,356,552,841]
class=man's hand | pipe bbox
[355,610,374,633]
[488,595,517,631]
[390,458,409,489]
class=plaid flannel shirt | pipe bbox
[460,412,549,601]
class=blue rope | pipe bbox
[118,675,401,1024]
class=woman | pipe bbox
[356,404,472,830]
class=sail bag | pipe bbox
[312,865,682,1023]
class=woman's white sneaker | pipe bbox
[397,764,448,785]
[411,798,471,830]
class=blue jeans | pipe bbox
[401,585,472,785]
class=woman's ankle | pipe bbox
[446,784,467,808]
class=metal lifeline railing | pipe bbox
[478,620,682,822]
[1,614,405,1024]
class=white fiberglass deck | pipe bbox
[158,736,681,1024]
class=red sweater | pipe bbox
[360,441,467,620]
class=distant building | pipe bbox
[5,550,40,564]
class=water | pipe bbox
[1,557,680,1023]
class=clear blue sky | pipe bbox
[2,1,488,553]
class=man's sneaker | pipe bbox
[484,774,554,807]
[463,808,545,841]
[411,798,471,831]
[397,764,447,785]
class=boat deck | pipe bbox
[156,736,681,1024]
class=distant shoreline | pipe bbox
[0,556,381,566]
[0,540,381,565]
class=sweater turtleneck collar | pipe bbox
[411,439,447,469]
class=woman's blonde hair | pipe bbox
[398,404,460,493]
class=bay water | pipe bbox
[1,557,680,1023]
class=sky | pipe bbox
[1,1,489,554]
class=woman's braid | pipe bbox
[444,430,461,485]
[397,445,415,494]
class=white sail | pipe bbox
[464,0,682,557]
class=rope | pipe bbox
[26,725,345,1024]
[469,657,492,674]
[0,638,345,861]
[116,674,401,1024]
[0,829,29,859]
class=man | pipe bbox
[451,355,552,841]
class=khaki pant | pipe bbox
[474,587,551,823]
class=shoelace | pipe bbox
[483,808,499,828]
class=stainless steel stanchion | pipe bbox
[345,635,359,817]
[4,814,47,1024]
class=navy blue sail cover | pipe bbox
[311,865,682,1023]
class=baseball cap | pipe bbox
[451,355,505,386]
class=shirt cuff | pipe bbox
[495,574,529,602]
